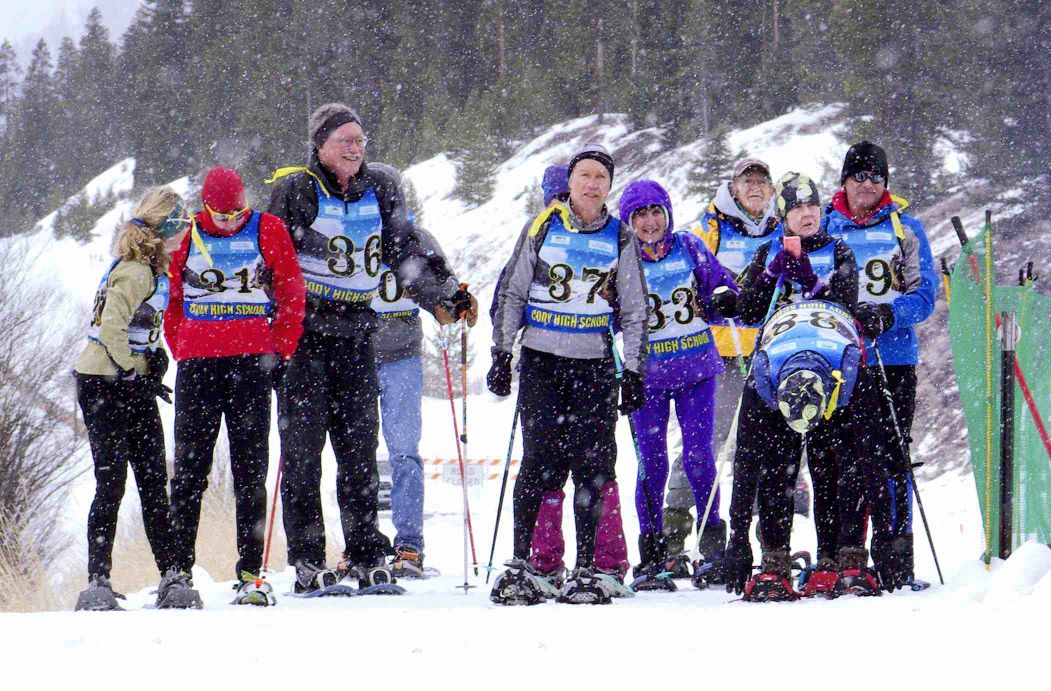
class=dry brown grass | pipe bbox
[0,516,68,613]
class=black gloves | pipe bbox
[618,369,645,414]
[721,535,753,595]
[710,289,738,319]
[142,379,173,404]
[145,347,169,381]
[854,302,895,339]
[487,350,513,397]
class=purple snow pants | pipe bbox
[631,376,719,535]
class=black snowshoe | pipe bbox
[742,550,799,603]
[663,552,692,579]
[558,568,613,605]
[155,570,203,609]
[630,533,677,592]
[74,577,126,612]
[335,559,405,596]
[292,562,340,595]
[490,559,551,606]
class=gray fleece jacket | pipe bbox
[490,202,649,373]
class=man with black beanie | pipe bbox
[267,103,477,592]
[822,140,938,591]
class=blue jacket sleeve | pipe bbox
[889,215,938,329]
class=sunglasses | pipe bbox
[204,203,249,223]
[850,171,886,185]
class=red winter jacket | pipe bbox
[164,210,306,361]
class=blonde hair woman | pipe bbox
[73,186,201,611]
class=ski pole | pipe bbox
[262,454,286,575]
[951,215,1051,462]
[872,344,944,585]
[485,400,520,584]
[440,324,478,591]
[608,325,659,546]
[697,276,785,545]
[726,319,748,378]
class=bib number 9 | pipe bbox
[864,258,892,297]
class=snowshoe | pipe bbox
[908,579,931,591]
[489,559,549,606]
[629,565,678,593]
[691,560,719,590]
[74,577,126,612]
[389,546,438,579]
[291,562,340,595]
[231,571,277,606]
[832,547,881,598]
[558,567,613,605]
[155,570,203,609]
[743,551,799,603]
[594,567,635,599]
[798,555,840,599]
[662,552,692,579]
[337,561,405,596]
[533,565,566,598]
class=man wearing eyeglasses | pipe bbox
[267,103,476,592]
[660,158,781,574]
[822,141,937,591]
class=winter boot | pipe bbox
[692,518,728,585]
[390,545,428,580]
[662,507,694,555]
[662,552,693,580]
[833,547,881,597]
[231,571,276,606]
[558,567,613,605]
[594,481,630,577]
[799,555,840,598]
[490,559,552,606]
[155,570,203,609]
[743,550,799,602]
[74,576,126,612]
[338,558,396,589]
[293,561,339,595]
[630,533,676,592]
[530,490,566,574]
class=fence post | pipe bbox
[999,311,1017,559]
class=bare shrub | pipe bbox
[0,242,87,612]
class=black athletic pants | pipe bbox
[77,374,173,581]
[728,370,886,556]
[512,348,618,568]
[278,330,390,567]
[866,365,917,571]
[169,355,271,577]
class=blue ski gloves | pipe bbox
[854,302,895,339]
[487,350,513,397]
[618,369,645,414]
[767,248,819,295]
[721,534,753,595]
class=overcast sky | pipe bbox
[1,0,140,64]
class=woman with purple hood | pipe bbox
[618,179,739,590]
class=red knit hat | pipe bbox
[202,166,246,212]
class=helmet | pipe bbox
[776,369,828,434]
[774,172,820,219]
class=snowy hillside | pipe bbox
[3,105,1047,688]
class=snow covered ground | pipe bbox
[3,106,1047,686]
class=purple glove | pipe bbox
[766,249,820,295]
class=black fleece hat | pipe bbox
[840,140,889,185]
[568,143,615,182]
[309,103,362,150]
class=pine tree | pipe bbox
[0,41,18,129]
[450,92,501,207]
[686,130,735,204]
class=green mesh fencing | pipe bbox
[948,225,1051,561]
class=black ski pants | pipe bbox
[728,371,886,556]
[278,330,390,567]
[865,365,917,564]
[513,348,618,568]
[169,355,271,577]
[77,374,173,581]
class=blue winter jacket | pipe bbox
[822,194,938,366]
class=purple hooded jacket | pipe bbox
[619,179,739,390]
